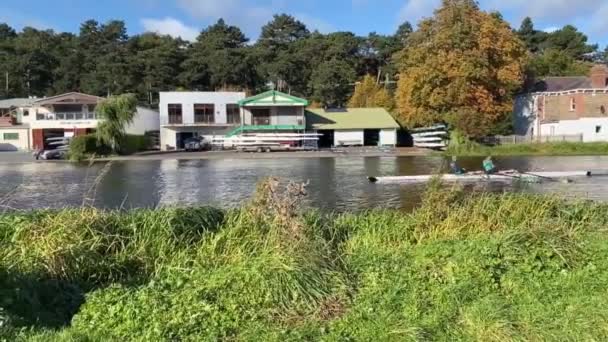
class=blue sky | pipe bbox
[0,0,606,47]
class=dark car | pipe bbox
[184,136,209,152]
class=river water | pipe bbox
[2,156,608,211]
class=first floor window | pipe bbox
[168,104,182,124]
[227,104,240,124]
[596,126,602,134]
[3,132,18,140]
[194,104,215,124]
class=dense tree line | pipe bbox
[0,16,410,107]
[0,3,604,136]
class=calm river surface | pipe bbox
[2,156,608,211]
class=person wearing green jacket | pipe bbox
[483,156,497,175]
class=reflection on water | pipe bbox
[2,156,608,211]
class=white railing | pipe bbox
[36,112,98,121]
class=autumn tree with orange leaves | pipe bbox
[395,0,528,137]
[348,75,394,111]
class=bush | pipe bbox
[69,135,111,161]
[117,134,151,155]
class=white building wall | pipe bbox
[159,92,246,126]
[540,117,608,142]
[334,130,364,146]
[380,129,397,146]
[125,107,160,135]
[0,127,30,151]
[161,128,178,150]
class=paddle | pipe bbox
[520,172,571,183]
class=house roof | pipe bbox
[34,92,104,106]
[238,90,308,107]
[533,77,593,92]
[306,108,400,130]
[0,98,35,109]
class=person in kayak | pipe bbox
[483,156,497,175]
[449,156,466,175]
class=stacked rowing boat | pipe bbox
[368,171,594,184]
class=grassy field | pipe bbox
[2,179,608,341]
[446,141,608,156]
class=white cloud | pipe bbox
[176,0,272,39]
[0,7,51,31]
[589,2,608,35]
[296,13,335,33]
[542,26,559,33]
[174,0,332,39]
[485,0,599,22]
[141,17,199,41]
[398,0,440,24]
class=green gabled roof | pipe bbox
[306,108,400,130]
[238,90,309,106]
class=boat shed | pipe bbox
[306,108,399,147]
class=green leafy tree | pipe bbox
[79,20,130,96]
[181,19,254,91]
[0,23,17,98]
[95,93,137,152]
[543,25,597,58]
[310,58,356,107]
[128,33,185,104]
[12,27,58,96]
[517,17,547,53]
[529,49,591,77]
[256,14,310,93]
[52,32,85,94]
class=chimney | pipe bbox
[590,64,608,88]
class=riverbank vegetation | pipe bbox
[2,179,608,340]
[446,133,608,156]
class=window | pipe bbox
[168,104,182,124]
[23,109,29,116]
[3,132,18,140]
[36,112,45,120]
[596,126,602,134]
[536,97,543,112]
[194,104,215,124]
[87,105,97,119]
[226,104,240,124]
[601,105,606,115]
[570,98,576,111]
[56,113,65,120]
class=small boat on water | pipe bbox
[368,171,595,184]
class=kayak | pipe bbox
[368,171,593,184]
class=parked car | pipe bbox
[34,147,68,160]
[184,136,210,152]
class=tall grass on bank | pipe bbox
[2,179,608,341]
[445,130,608,156]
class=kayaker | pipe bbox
[449,156,465,175]
[483,156,497,175]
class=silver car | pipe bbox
[184,137,209,152]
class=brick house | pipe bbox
[514,64,608,142]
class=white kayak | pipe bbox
[368,171,594,184]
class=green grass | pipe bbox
[445,141,608,156]
[2,179,608,341]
